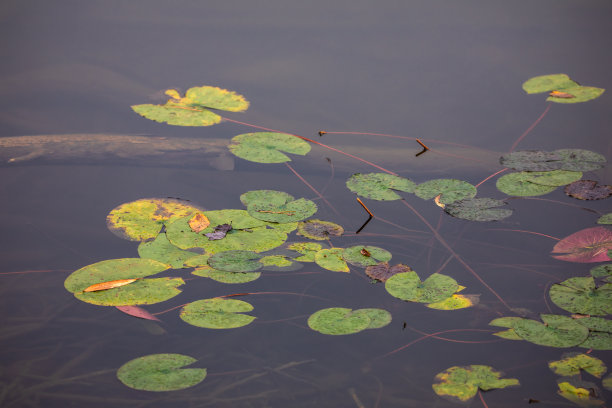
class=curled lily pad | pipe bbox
[307,307,389,335]
[444,198,512,222]
[496,172,557,197]
[117,353,207,391]
[106,198,204,241]
[565,180,612,200]
[192,266,261,284]
[385,271,459,303]
[180,298,256,329]
[512,314,589,348]
[342,245,391,267]
[500,149,606,172]
[522,74,579,94]
[138,233,199,268]
[432,365,519,403]
[549,277,612,316]
[346,173,415,201]
[207,250,262,272]
[414,179,477,204]
[597,214,612,225]
[551,226,612,263]
[365,262,411,282]
[228,132,310,163]
[315,248,349,272]
[549,353,607,378]
[297,219,344,240]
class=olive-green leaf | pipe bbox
[426,294,478,310]
[557,378,605,407]
[603,375,612,391]
[597,214,612,225]
[307,307,371,335]
[547,86,605,104]
[207,250,262,272]
[512,314,589,348]
[297,219,344,240]
[549,353,607,378]
[522,74,579,94]
[138,232,199,268]
[248,197,318,223]
[500,149,606,172]
[180,298,256,329]
[342,245,392,267]
[522,170,583,186]
[131,103,222,126]
[228,132,311,163]
[240,190,295,207]
[192,266,261,284]
[432,365,519,403]
[496,172,557,197]
[117,353,207,391]
[183,85,249,112]
[287,242,324,262]
[549,277,612,316]
[346,173,416,201]
[415,179,477,204]
[385,271,459,303]
[444,198,513,222]
[351,308,392,329]
[590,264,612,278]
[75,277,184,306]
[314,248,349,272]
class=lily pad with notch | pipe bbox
[342,245,391,267]
[432,365,519,404]
[138,232,201,268]
[180,298,256,329]
[549,353,607,378]
[287,242,325,262]
[444,198,512,222]
[192,266,261,284]
[117,353,207,391]
[549,276,612,316]
[385,271,459,303]
[314,248,349,272]
[496,172,558,197]
[365,262,411,282]
[228,132,311,163]
[414,179,477,204]
[346,173,416,201]
[597,214,612,225]
[307,307,390,335]
[512,314,589,348]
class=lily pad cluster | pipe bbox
[548,353,608,407]
[307,307,391,335]
[522,74,605,103]
[432,365,519,403]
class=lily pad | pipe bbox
[297,219,344,240]
[117,353,207,391]
[522,170,583,186]
[240,189,295,207]
[385,271,459,303]
[557,379,605,407]
[307,308,370,335]
[76,277,184,306]
[192,266,261,283]
[260,255,301,271]
[342,245,391,267]
[444,198,513,222]
[351,308,392,329]
[138,233,200,268]
[500,149,606,172]
[180,298,256,329]
[549,277,612,316]
[565,180,612,200]
[228,132,311,163]
[432,365,519,403]
[207,250,262,272]
[590,264,612,278]
[365,262,411,282]
[414,179,477,204]
[546,86,605,104]
[549,353,607,378]
[603,375,612,391]
[551,226,612,263]
[247,197,318,223]
[106,198,204,241]
[287,242,324,262]
[512,314,589,348]
[346,173,416,201]
[598,214,612,225]
[496,172,557,197]
[314,248,349,272]
[522,74,579,94]
[426,294,478,310]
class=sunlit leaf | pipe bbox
[365,262,411,282]
[551,226,612,263]
[496,172,557,197]
[180,298,256,329]
[597,214,612,225]
[138,232,200,268]
[426,294,478,310]
[565,180,612,200]
[188,212,210,233]
[287,242,324,262]
[181,85,249,112]
[207,250,262,272]
[77,278,185,306]
[415,179,477,204]
[228,132,310,163]
[106,198,204,241]
[546,86,605,104]
[385,271,459,303]
[549,353,607,378]
[512,314,589,348]
[557,379,605,407]
[116,305,161,322]
[342,245,391,267]
[432,365,519,403]
[192,266,261,283]
[346,173,416,201]
[314,248,349,272]
[500,149,606,172]
[351,308,392,329]
[297,219,344,240]
[549,277,612,316]
[522,74,579,94]
[117,353,207,391]
[444,198,513,222]
[307,307,371,335]
[83,278,138,292]
[259,255,301,271]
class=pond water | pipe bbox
[1,1,611,407]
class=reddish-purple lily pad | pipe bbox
[565,180,612,200]
[551,227,612,263]
[365,262,412,282]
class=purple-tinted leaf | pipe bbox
[565,180,612,200]
[552,227,612,263]
[116,305,161,321]
[205,224,233,240]
[365,262,412,282]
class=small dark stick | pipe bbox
[415,139,430,157]
[318,131,327,137]
[355,197,374,234]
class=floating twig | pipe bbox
[415,138,430,157]
[355,197,373,234]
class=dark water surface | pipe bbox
[1,1,611,407]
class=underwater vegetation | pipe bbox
[46,75,612,405]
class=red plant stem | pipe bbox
[152,303,190,316]
[478,390,489,408]
[0,269,71,275]
[222,117,397,175]
[284,162,340,217]
[485,228,560,241]
[474,168,508,188]
[400,199,512,311]
[407,325,504,345]
[509,102,552,152]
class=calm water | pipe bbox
[1,1,611,407]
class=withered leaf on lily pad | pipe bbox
[84,278,139,292]
[565,180,612,201]
[188,212,210,232]
[205,224,233,240]
[365,262,411,282]
[297,219,344,240]
[551,226,612,263]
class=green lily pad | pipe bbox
[522,170,583,186]
[207,250,262,272]
[489,317,524,339]
[192,266,261,284]
[346,173,416,201]
[549,277,612,316]
[575,317,612,350]
[590,264,612,278]
[444,198,513,222]
[547,86,605,104]
[259,255,300,271]
[603,375,612,391]
[228,132,311,163]
[549,353,607,378]
[385,271,459,303]
[557,379,605,407]
[287,242,324,262]
[183,254,211,267]
[106,198,204,241]
[240,189,295,207]
[415,179,477,204]
[432,365,519,403]
[76,277,184,306]
[314,248,349,272]
[351,308,392,329]
[500,149,606,172]
[512,314,589,348]
[117,353,207,391]
[247,197,318,224]
[522,74,579,94]
[496,172,557,196]
[307,307,371,335]
[598,214,612,225]
[180,85,249,112]
[297,219,344,240]
[138,233,199,268]
[426,294,478,310]
[180,298,256,329]
[342,245,392,267]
